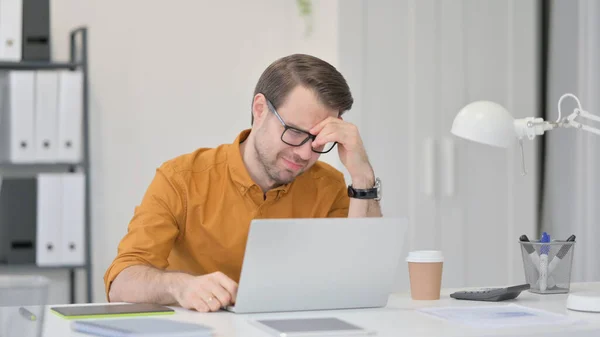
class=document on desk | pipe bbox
[418,304,582,329]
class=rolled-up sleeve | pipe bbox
[103,163,186,300]
[327,180,350,218]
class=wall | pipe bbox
[543,0,600,282]
[343,0,540,290]
[48,0,341,303]
[27,0,543,303]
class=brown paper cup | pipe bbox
[406,251,444,300]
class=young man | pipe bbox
[104,54,382,312]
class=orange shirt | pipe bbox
[103,129,349,299]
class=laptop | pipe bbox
[226,217,408,313]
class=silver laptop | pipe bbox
[226,217,408,313]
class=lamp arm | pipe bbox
[515,93,600,139]
[563,109,600,136]
[510,97,599,176]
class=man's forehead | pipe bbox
[277,103,337,131]
[275,86,335,128]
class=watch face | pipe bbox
[375,177,382,200]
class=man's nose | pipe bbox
[294,140,314,161]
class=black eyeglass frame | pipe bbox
[264,97,337,154]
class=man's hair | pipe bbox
[251,54,353,125]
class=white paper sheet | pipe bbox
[418,304,583,329]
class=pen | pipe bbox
[539,232,550,291]
[547,234,576,275]
[19,307,36,321]
[520,235,540,271]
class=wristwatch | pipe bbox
[347,177,381,201]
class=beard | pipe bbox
[253,137,308,187]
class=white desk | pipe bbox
[32,283,600,336]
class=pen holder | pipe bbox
[519,240,575,294]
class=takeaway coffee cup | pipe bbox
[406,250,444,300]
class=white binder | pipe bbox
[34,71,59,162]
[0,0,23,61]
[36,174,62,266]
[61,173,85,265]
[0,71,35,163]
[57,71,83,163]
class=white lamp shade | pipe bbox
[451,101,516,148]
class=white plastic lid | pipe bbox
[567,291,600,312]
[406,250,444,263]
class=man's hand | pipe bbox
[310,117,382,217]
[171,271,238,312]
[310,117,374,188]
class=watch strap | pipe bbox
[347,186,378,199]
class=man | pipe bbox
[104,54,382,312]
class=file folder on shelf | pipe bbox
[36,174,62,266]
[35,173,86,266]
[57,71,83,163]
[0,71,35,163]
[60,173,85,266]
[34,71,59,162]
[0,0,23,61]
[0,177,37,264]
[22,0,51,61]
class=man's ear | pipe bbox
[252,94,268,125]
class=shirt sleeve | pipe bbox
[103,163,186,301]
[327,180,350,218]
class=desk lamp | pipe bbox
[451,93,600,313]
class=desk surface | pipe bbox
[27,283,600,336]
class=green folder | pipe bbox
[51,303,175,320]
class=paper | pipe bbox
[418,304,582,329]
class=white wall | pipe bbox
[49,0,342,303]
[41,0,542,303]
[544,0,600,282]
[343,0,539,290]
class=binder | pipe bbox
[34,70,59,162]
[36,174,62,266]
[22,0,51,61]
[0,177,37,264]
[0,71,35,163]
[61,173,85,265]
[57,71,83,163]
[0,0,23,61]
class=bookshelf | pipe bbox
[0,27,91,304]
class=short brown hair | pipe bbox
[251,54,353,125]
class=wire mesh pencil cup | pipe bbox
[519,240,575,294]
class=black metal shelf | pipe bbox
[0,27,91,305]
[0,61,82,70]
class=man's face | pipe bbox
[253,86,338,187]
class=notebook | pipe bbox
[71,318,213,337]
[51,303,174,319]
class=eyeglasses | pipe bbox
[265,98,337,154]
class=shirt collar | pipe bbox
[227,129,293,195]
